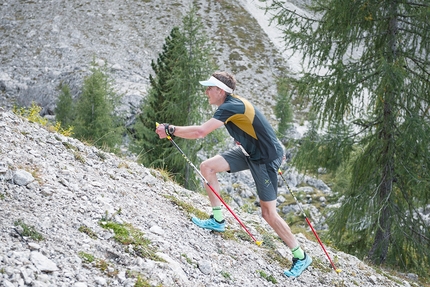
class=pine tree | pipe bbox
[274,77,293,136]
[131,7,216,188]
[263,0,430,276]
[73,62,123,151]
[55,83,75,129]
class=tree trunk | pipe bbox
[368,162,392,263]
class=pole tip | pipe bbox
[336,268,342,273]
[256,241,263,246]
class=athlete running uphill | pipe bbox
[155,71,312,278]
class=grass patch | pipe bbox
[13,102,73,136]
[312,256,333,273]
[78,251,118,277]
[73,151,86,164]
[151,168,173,182]
[257,270,277,284]
[221,270,232,280]
[78,225,98,239]
[164,194,209,219]
[181,253,197,266]
[127,271,161,287]
[264,249,289,269]
[14,219,44,241]
[78,251,95,263]
[99,219,165,262]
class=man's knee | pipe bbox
[200,160,214,176]
[260,202,279,222]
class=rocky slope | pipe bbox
[0,0,425,286]
[0,0,287,124]
[0,109,421,286]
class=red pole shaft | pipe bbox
[205,181,259,243]
[305,218,338,271]
[279,169,339,272]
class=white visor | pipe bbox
[199,76,233,94]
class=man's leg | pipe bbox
[200,155,230,207]
[259,200,299,248]
[259,200,312,277]
[190,155,231,232]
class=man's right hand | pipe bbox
[155,122,167,139]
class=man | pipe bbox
[155,71,312,277]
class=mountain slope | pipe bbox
[0,0,286,124]
[0,109,418,286]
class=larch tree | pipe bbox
[73,62,123,152]
[55,83,75,129]
[262,0,430,276]
[131,6,216,188]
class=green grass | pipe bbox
[78,225,98,239]
[14,219,44,241]
[257,270,277,284]
[164,194,209,220]
[78,251,95,263]
[99,220,165,262]
[78,251,118,277]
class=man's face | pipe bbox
[205,86,224,106]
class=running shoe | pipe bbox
[284,253,312,277]
[191,215,225,232]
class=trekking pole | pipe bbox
[278,169,342,273]
[156,123,263,246]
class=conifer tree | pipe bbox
[131,7,215,188]
[262,0,430,276]
[274,77,293,136]
[55,83,75,129]
[73,63,123,151]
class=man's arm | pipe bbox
[155,118,224,139]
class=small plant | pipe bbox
[79,252,119,277]
[99,217,164,262]
[221,270,232,279]
[257,270,277,284]
[51,122,74,137]
[30,167,43,185]
[264,249,289,269]
[14,219,44,241]
[96,151,107,160]
[134,274,152,287]
[181,253,195,265]
[220,228,238,242]
[260,233,277,249]
[78,225,98,239]
[73,151,86,164]
[234,229,254,243]
[311,256,332,273]
[164,195,209,220]
[128,270,164,287]
[13,102,73,137]
[13,102,48,126]
[153,168,173,182]
[100,208,122,222]
[62,141,76,150]
[240,203,257,214]
[78,251,95,263]
[118,161,130,169]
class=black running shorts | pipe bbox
[220,146,283,202]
